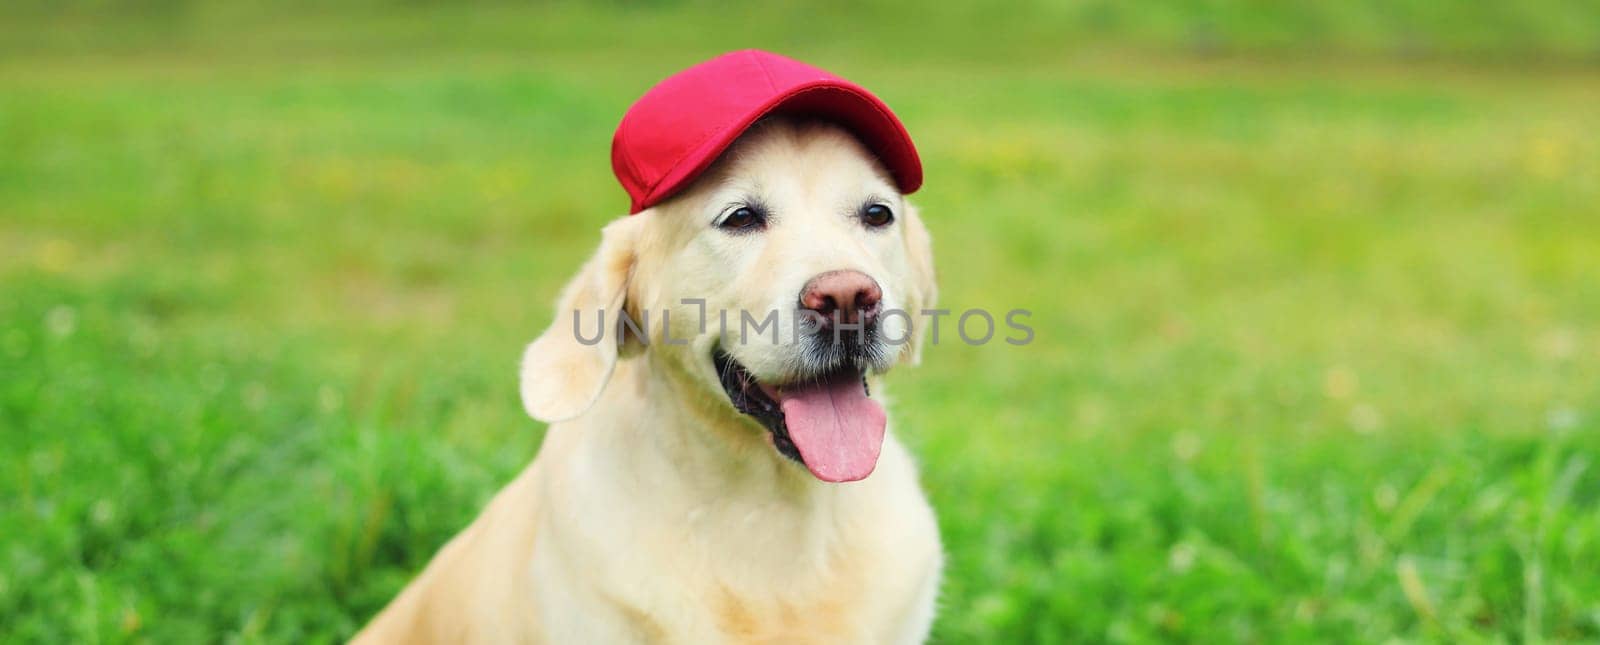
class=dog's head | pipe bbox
[519,119,937,482]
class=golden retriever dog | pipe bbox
[355,118,941,643]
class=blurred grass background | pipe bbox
[3,1,1600,642]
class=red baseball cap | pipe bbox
[612,49,922,214]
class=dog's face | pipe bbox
[520,120,936,482]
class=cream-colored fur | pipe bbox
[354,121,942,644]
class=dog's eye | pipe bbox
[861,204,894,228]
[718,206,765,232]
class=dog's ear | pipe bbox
[520,215,644,423]
[899,203,938,366]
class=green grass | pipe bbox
[4,3,1600,642]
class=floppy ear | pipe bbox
[898,203,938,365]
[520,215,643,423]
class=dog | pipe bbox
[354,118,942,643]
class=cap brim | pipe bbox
[632,81,922,213]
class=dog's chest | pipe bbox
[651,505,940,643]
[620,533,925,644]
[535,428,942,643]
[707,567,874,643]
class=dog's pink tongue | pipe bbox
[778,373,886,483]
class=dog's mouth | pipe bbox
[713,348,887,483]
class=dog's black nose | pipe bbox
[799,270,882,329]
